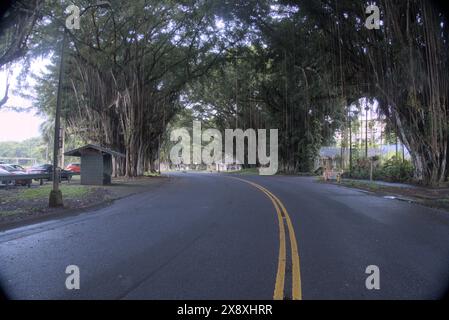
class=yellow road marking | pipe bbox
[260,186,302,300]
[230,177,302,300]
[251,183,286,300]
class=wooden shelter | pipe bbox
[64,144,124,185]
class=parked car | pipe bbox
[0,164,32,186]
[0,167,12,185]
[65,163,81,173]
[0,168,9,174]
[27,164,72,182]
[7,164,26,172]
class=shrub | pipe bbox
[344,158,374,180]
[376,156,414,183]
[344,156,414,183]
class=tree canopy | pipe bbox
[1,0,448,185]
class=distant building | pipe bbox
[213,162,242,172]
[316,145,410,170]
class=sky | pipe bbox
[0,58,50,142]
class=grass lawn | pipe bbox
[18,184,91,200]
[144,171,162,177]
[0,183,99,221]
[224,167,259,175]
[337,180,383,192]
[0,175,169,226]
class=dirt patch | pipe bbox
[0,187,111,225]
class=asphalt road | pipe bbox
[0,172,448,300]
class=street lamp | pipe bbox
[49,2,111,207]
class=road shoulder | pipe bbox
[320,178,449,213]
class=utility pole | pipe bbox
[49,2,111,208]
[402,143,405,163]
[235,60,238,129]
[349,108,359,175]
[396,126,399,158]
[158,134,161,174]
[349,112,352,174]
[365,105,369,158]
[49,29,66,208]
[60,125,65,168]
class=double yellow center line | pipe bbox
[231,177,302,300]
